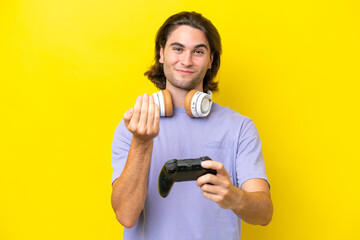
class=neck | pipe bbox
[165,82,203,108]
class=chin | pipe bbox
[168,77,202,91]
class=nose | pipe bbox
[180,51,193,67]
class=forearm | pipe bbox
[231,187,273,226]
[198,162,273,226]
[111,138,153,228]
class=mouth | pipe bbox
[175,69,195,75]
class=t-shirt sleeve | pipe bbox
[236,119,269,188]
[111,119,132,184]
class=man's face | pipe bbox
[159,25,213,91]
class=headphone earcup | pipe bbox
[162,89,173,117]
[184,90,198,117]
[152,90,173,117]
[185,90,213,118]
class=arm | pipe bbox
[111,94,160,228]
[197,161,273,226]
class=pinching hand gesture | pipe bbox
[123,93,160,142]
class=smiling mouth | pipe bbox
[176,69,195,75]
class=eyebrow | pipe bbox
[169,42,209,50]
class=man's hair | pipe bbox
[144,11,222,92]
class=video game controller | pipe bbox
[158,156,217,198]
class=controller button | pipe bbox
[166,160,177,173]
[167,164,176,173]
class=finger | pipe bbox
[200,183,221,194]
[153,100,160,131]
[123,108,134,128]
[197,173,219,187]
[147,95,155,130]
[202,191,223,203]
[129,95,143,127]
[138,93,149,128]
[197,172,231,188]
[200,184,232,202]
[201,160,229,177]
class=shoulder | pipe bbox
[210,103,262,141]
[210,103,254,128]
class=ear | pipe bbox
[159,47,164,64]
[208,52,214,69]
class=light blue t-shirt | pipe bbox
[112,103,269,240]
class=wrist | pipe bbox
[230,186,246,213]
[131,136,154,148]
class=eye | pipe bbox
[194,49,205,55]
[173,47,183,53]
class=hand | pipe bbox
[124,93,160,142]
[197,160,240,209]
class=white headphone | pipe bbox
[152,89,213,118]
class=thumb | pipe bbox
[123,108,134,127]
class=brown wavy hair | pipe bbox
[144,11,222,92]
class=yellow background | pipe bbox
[1,0,359,239]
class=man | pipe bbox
[111,11,273,239]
